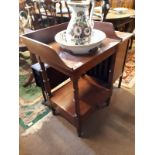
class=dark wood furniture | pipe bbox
[89,22,133,87]
[107,0,135,32]
[56,1,135,21]
[31,63,68,102]
[21,22,132,137]
[33,0,71,26]
[112,31,132,87]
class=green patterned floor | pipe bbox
[19,52,50,129]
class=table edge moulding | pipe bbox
[21,21,132,137]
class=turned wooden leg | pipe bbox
[72,77,82,137]
[37,57,58,115]
[76,116,82,137]
[40,79,57,114]
[118,39,130,88]
[41,88,47,105]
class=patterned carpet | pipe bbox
[19,51,50,129]
[121,49,135,88]
[114,40,135,89]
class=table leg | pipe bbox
[118,76,123,88]
[106,52,117,106]
[117,39,130,88]
[72,77,82,137]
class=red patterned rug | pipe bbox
[121,50,135,88]
[114,48,135,89]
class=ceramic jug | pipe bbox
[66,0,95,45]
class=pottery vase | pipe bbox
[66,0,95,45]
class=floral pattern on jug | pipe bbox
[66,0,95,45]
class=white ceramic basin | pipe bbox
[55,29,106,54]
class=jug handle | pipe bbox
[89,0,95,23]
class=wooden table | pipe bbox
[21,22,132,137]
[104,8,135,32]
[108,8,134,19]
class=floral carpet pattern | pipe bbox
[19,52,50,129]
[122,50,135,88]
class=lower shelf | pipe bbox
[50,75,111,124]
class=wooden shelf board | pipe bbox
[51,75,111,118]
